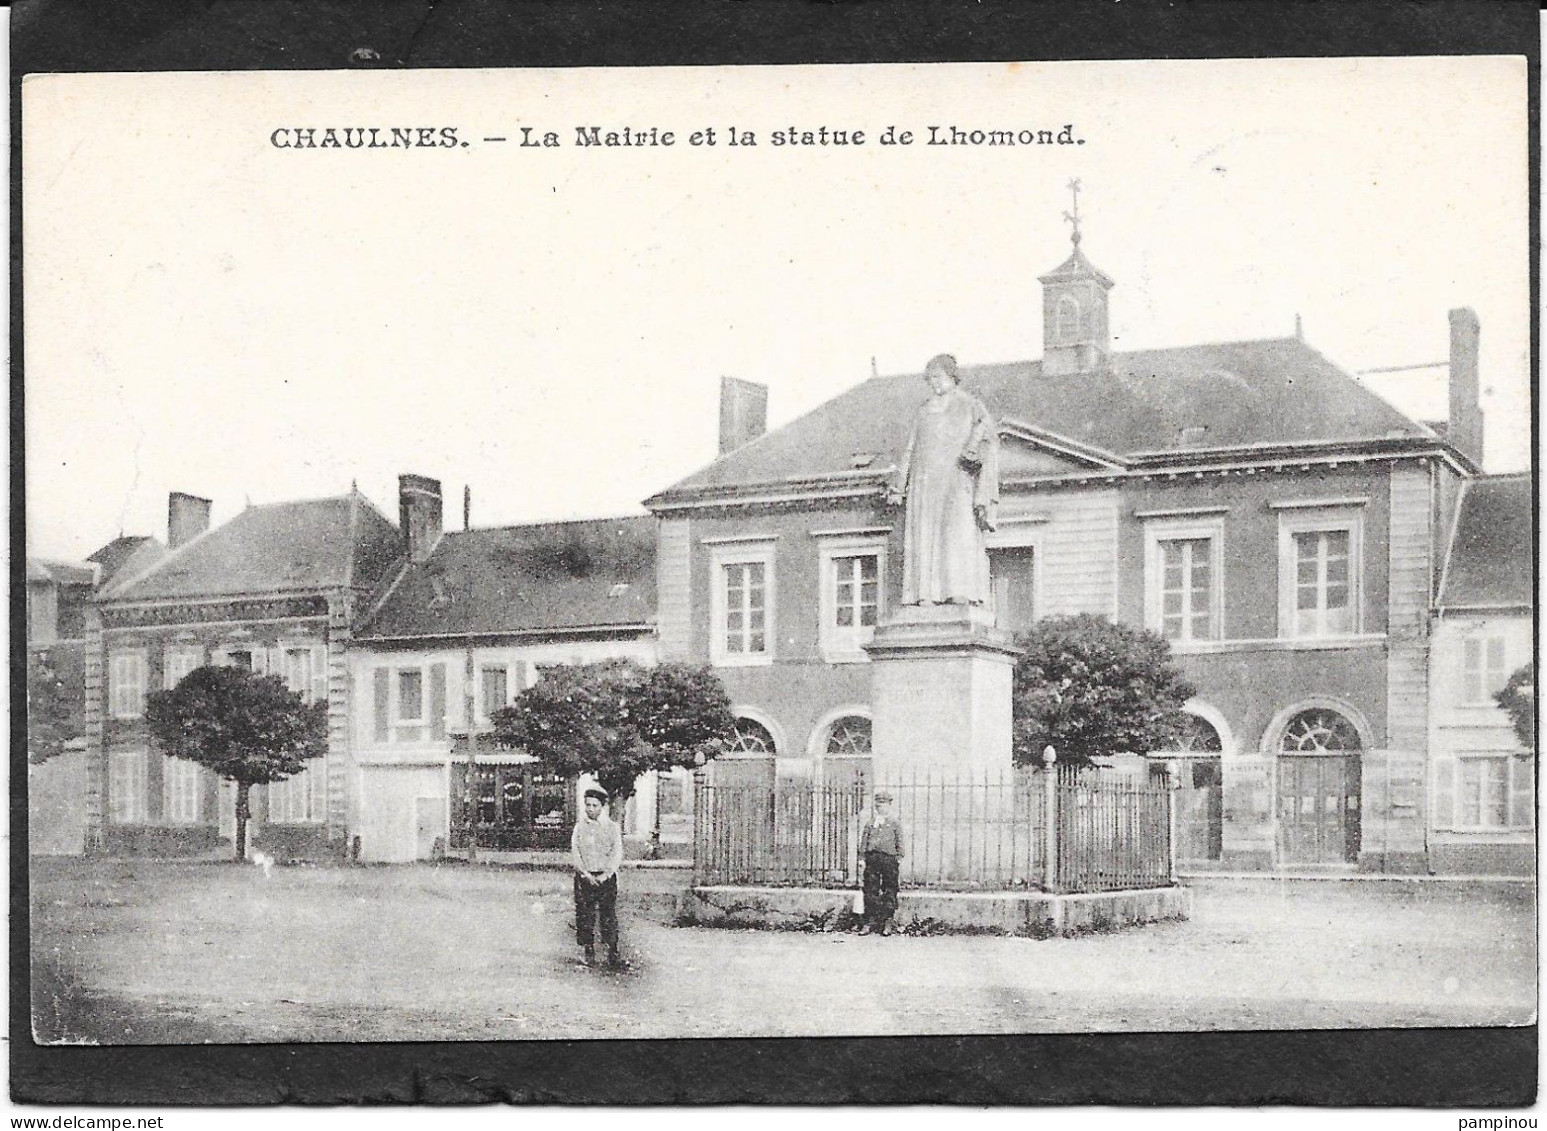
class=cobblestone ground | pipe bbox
[29,858,1535,1043]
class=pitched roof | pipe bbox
[25,558,96,587]
[651,338,1434,500]
[105,493,401,602]
[1438,474,1533,610]
[87,535,166,591]
[358,516,656,640]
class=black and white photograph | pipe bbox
[14,11,1536,1109]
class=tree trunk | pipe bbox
[235,780,251,862]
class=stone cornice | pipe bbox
[100,595,329,629]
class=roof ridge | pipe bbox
[342,491,361,592]
[100,519,222,599]
[449,512,654,535]
[1433,477,1470,605]
[240,492,359,512]
[645,377,883,505]
[357,559,414,632]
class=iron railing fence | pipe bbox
[692,758,1175,894]
[1052,764,1172,893]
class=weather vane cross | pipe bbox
[1062,177,1083,245]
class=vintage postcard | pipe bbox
[21,51,1533,1085]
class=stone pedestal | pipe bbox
[863,605,1020,772]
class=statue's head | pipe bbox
[924,353,959,393]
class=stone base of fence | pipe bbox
[680,883,1190,938]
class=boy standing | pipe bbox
[858,791,904,936]
[571,785,624,966]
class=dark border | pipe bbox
[10,0,1540,1108]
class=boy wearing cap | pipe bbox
[858,791,904,936]
[571,785,624,966]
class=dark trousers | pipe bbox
[574,873,618,951]
[862,850,900,925]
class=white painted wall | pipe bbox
[349,635,659,861]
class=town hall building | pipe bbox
[645,223,1519,875]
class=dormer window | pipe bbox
[1055,295,1081,343]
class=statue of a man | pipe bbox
[885,353,999,606]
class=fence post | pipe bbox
[1166,759,1179,886]
[1042,745,1058,893]
[691,766,707,886]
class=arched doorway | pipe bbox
[1167,713,1224,862]
[1275,706,1363,864]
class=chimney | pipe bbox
[398,474,443,563]
[1447,307,1484,467]
[719,377,768,455]
[167,492,212,549]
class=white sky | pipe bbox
[23,57,1530,562]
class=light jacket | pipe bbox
[571,812,624,879]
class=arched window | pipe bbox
[1055,295,1081,342]
[729,717,777,755]
[1171,714,1223,753]
[823,715,872,757]
[1279,708,1362,752]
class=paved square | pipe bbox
[30,858,1535,1042]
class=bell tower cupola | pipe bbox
[1039,178,1115,377]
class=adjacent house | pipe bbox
[348,476,661,863]
[645,228,1493,875]
[1427,473,1534,874]
[27,538,168,855]
[26,555,98,855]
[82,490,400,857]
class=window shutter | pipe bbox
[252,648,270,676]
[1432,757,1455,830]
[311,647,329,704]
[430,663,448,741]
[1510,757,1532,828]
[513,660,531,691]
[310,760,327,822]
[373,668,390,743]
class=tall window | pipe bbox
[1144,517,1223,644]
[268,768,321,823]
[1292,530,1351,636]
[817,539,885,660]
[711,543,775,666]
[108,652,147,718]
[162,647,202,691]
[280,646,326,702]
[397,669,425,740]
[988,545,1037,634]
[1277,507,1362,639]
[109,749,147,822]
[1159,537,1214,642]
[1440,753,1531,831]
[163,757,202,823]
[724,561,766,656]
[1056,294,1081,342]
[480,665,509,721]
[1462,637,1509,704]
[833,555,879,630]
[1456,756,1509,828]
[370,664,448,744]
